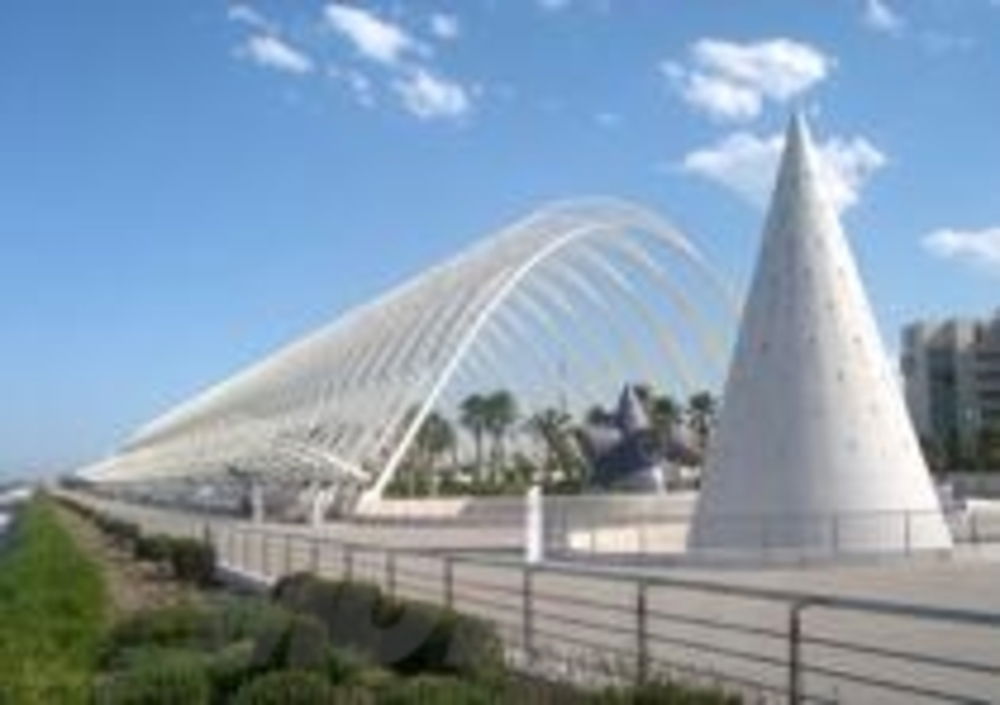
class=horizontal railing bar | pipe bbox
[527,606,639,638]
[801,633,1000,676]
[646,607,788,641]
[646,631,790,671]
[800,660,991,703]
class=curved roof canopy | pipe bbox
[79,198,733,504]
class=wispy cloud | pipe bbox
[679,130,886,212]
[923,228,1000,274]
[662,38,832,122]
[394,68,471,120]
[328,65,376,108]
[227,4,271,31]
[538,0,572,10]
[324,4,426,66]
[239,35,314,75]
[429,13,460,41]
[863,0,904,34]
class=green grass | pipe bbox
[0,496,107,704]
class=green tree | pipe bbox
[687,391,718,453]
[482,390,518,477]
[459,394,489,479]
[525,407,574,485]
[650,394,682,438]
[585,405,611,426]
[415,412,457,494]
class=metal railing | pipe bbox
[59,492,1000,703]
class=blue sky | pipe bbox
[2,0,998,477]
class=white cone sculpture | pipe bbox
[688,114,952,558]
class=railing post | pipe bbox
[522,566,534,657]
[638,511,648,557]
[343,545,354,582]
[284,534,293,575]
[387,551,397,599]
[788,600,810,705]
[443,556,455,609]
[904,510,912,556]
[310,537,321,574]
[636,580,649,684]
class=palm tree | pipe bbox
[650,394,682,439]
[417,412,456,464]
[482,390,518,477]
[460,394,489,479]
[526,407,573,485]
[585,405,611,426]
[415,412,456,495]
[687,391,718,453]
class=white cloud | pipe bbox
[663,38,832,122]
[393,68,471,120]
[227,4,270,30]
[680,130,886,212]
[539,0,572,10]
[240,35,314,75]
[923,228,1000,274]
[863,0,904,34]
[324,4,425,66]
[675,70,762,122]
[429,13,460,41]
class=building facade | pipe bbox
[902,310,1000,462]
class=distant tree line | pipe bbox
[386,384,719,498]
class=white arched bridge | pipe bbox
[78,198,734,513]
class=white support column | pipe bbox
[525,484,545,565]
[250,481,265,524]
[309,484,331,528]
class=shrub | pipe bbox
[270,574,504,680]
[250,613,330,673]
[330,582,385,655]
[273,575,383,657]
[106,604,217,655]
[231,671,338,705]
[94,653,211,705]
[214,596,294,646]
[97,517,141,547]
[347,666,396,694]
[133,534,172,563]
[206,640,256,702]
[377,599,504,682]
[271,572,319,608]
[380,675,496,705]
[590,678,742,705]
[326,648,366,686]
[168,538,216,586]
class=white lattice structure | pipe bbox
[688,115,952,557]
[79,199,732,511]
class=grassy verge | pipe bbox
[0,496,107,704]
